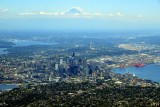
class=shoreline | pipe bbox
[0,84,19,91]
[113,63,160,83]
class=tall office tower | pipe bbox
[55,64,59,71]
[72,52,75,58]
[23,61,27,68]
[100,70,103,80]
[78,59,82,65]
[73,59,78,66]
[95,66,100,72]
[59,65,64,76]
[70,66,78,75]
[49,73,54,82]
[60,57,63,65]
[83,59,87,67]
[66,57,70,64]
[89,68,93,75]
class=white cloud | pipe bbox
[19,7,102,18]
[107,13,124,17]
[116,13,124,17]
[0,9,8,13]
[19,7,131,19]
[19,12,65,16]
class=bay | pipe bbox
[0,40,58,55]
[12,40,57,47]
[114,64,160,83]
[0,84,19,90]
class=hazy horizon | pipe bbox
[0,0,160,31]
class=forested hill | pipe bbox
[0,81,160,107]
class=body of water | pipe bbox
[0,84,19,90]
[0,40,58,55]
[114,64,160,83]
[13,40,57,47]
[0,48,8,55]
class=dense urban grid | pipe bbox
[0,33,160,106]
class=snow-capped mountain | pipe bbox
[66,7,85,15]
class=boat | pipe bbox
[134,63,145,67]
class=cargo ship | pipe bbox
[134,63,145,67]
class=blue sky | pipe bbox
[0,0,160,31]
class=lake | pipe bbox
[0,84,19,90]
[114,64,160,83]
